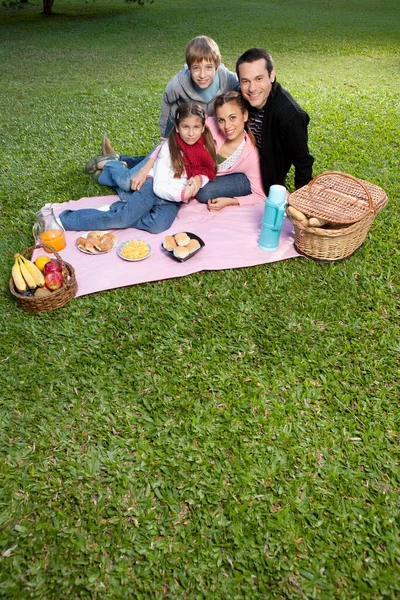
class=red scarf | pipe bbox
[176,134,215,181]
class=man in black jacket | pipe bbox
[236,48,314,195]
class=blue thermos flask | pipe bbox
[258,185,287,251]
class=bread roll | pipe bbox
[163,235,177,251]
[87,230,104,240]
[84,240,96,253]
[95,238,114,252]
[308,217,329,227]
[102,233,117,244]
[186,239,200,254]
[174,232,191,246]
[76,236,87,250]
[173,246,190,259]
[287,206,309,225]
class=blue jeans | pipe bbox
[98,156,149,192]
[196,173,251,203]
[59,179,180,234]
[120,154,146,170]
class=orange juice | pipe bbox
[40,229,67,252]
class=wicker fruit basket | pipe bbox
[287,171,387,261]
[9,243,78,312]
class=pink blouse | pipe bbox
[206,117,265,206]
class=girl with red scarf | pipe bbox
[152,102,217,203]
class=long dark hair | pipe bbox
[168,102,217,178]
[214,91,256,146]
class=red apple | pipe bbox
[43,260,62,275]
[45,270,63,291]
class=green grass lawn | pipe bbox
[0,1,399,598]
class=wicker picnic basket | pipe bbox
[287,171,387,261]
[9,243,78,312]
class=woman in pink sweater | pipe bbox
[197,91,265,210]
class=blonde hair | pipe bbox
[168,102,218,178]
[185,36,221,70]
[214,91,256,146]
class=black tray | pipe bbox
[162,232,205,262]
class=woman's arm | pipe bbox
[207,197,239,211]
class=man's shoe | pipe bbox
[101,136,117,155]
[85,153,119,173]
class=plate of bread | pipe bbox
[162,232,204,262]
[76,231,117,254]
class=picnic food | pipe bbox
[163,235,177,251]
[43,259,62,275]
[34,286,52,298]
[120,240,150,260]
[174,232,191,246]
[11,254,45,293]
[35,255,51,272]
[76,232,117,253]
[308,217,329,227]
[287,207,330,228]
[185,239,200,253]
[287,206,309,225]
[11,254,65,295]
[173,246,190,259]
[45,270,63,291]
[163,232,203,260]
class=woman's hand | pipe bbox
[207,197,239,211]
[183,175,202,200]
[130,158,155,191]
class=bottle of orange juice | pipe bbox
[32,207,66,253]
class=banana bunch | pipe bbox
[11,253,45,294]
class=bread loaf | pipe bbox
[308,217,329,227]
[174,232,191,246]
[163,235,177,251]
[173,246,190,259]
[186,239,200,254]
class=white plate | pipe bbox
[76,231,117,255]
[117,241,152,262]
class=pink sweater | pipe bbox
[150,118,265,206]
[206,117,265,206]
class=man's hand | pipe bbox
[207,197,239,211]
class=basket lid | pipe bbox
[288,171,387,224]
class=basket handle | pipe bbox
[307,171,374,213]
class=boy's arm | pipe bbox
[159,92,172,137]
[159,76,181,136]
[227,70,239,91]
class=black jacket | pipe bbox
[255,81,314,194]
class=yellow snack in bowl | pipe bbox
[120,240,150,260]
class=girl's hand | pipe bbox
[130,158,155,191]
[207,197,239,211]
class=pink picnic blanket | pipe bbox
[32,196,300,298]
